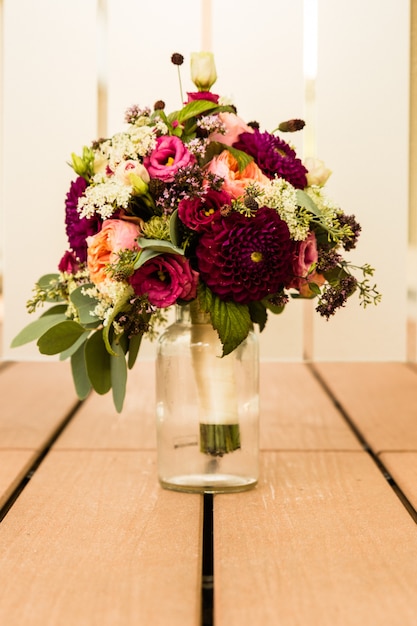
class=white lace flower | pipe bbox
[77,179,132,219]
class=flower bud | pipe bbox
[190,52,217,91]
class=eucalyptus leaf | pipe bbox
[127,331,144,369]
[71,342,91,400]
[169,209,181,247]
[37,273,60,289]
[85,330,111,394]
[59,330,90,360]
[137,237,184,255]
[11,313,68,348]
[40,305,68,317]
[111,339,127,413]
[37,320,87,355]
[70,284,100,324]
[296,189,322,216]
[133,239,184,270]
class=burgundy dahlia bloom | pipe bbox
[64,177,102,263]
[195,206,294,304]
[233,130,308,189]
[178,189,232,232]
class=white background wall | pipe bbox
[0,0,411,362]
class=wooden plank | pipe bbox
[260,363,361,451]
[380,452,417,512]
[54,360,156,450]
[0,450,202,626]
[214,451,417,626]
[0,361,78,449]
[0,450,34,508]
[313,362,417,453]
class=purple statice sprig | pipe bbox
[155,164,223,214]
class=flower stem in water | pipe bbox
[200,423,241,457]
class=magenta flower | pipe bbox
[129,254,199,307]
[64,177,102,263]
[58,250,80,274]
[233,130,308,189]
[186,91,219,104]
[195,206,294,304]
[178,189,231,232]
[143,136,195,183]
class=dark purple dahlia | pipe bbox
[233,130,308,189]
[195,206,294,304]
[64,177,102,263]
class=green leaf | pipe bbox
[71,342,91,400]
[37,320,87,355]
[307,282,322,296]
[59,330,90,360]
[296,189,321,214]
[111,339,127,413]
[198,284,252,356]
[127,331,145,369]
[40,305,68,317]
[225,146,254,172]
[11,313,68,348]
[133,238,184,270]
[169,209,181,247]
[70,284,100,324]
[37,273,60,289]
[85,330,111,394]
[248,301,268,332]
[168,99,220,124]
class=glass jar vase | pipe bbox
[155,303,259,493]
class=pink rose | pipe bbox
[288,232,326,295]
[178,189,231,232]
[143,136,195,182]
[129,254,199,307]
[87,219,141,284]
[206,150,269,199]
[209,112,254,147]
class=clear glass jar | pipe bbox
[155,303,259,493]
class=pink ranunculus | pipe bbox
[288,231,326,295]
[209,112,254,147]
[206,150,269,199]
[86,219,141,284]
[178,189,232,232]
[143,136,195,183]
[129,254,199,308]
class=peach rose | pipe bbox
[206,150,269,199]
[87,219,141,284]
[209,112,254,147]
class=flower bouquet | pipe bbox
[12,52,380,444]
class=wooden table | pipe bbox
[1,359,417,625]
